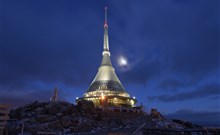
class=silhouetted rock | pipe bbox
[78,123,93,132]
[77,100,95,114]
[151,108,165,120]
[6,101,205,135]
[60,115,72,128]
[48,120,62,130]
[172,119,203,129]
[35,115,57,123]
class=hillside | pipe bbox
[5,101,219,135]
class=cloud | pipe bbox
[118,56,164,84]
[2,0,219,88]
[1,90,53,107]
[175,109,195,114]
[1,0,219,110]
[166,110,220,127]
[158,78,184,91]
[1,0,105,90]
[148,83,220,102]
[111,0,219,86]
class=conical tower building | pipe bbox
[76,7,137,107]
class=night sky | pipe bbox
[1,0,220,126]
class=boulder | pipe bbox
[60,115,72,128]
[70,115,80,126]
[78,123,93,132]
[150,108,165,120]
[6,121,19,135]
[56,112,63,118]
[77,100,94,109]
[25,123,49,133]
[35,107,45,115]
[9,107,23,120]
[62,104,75,115]
[25,101,40,112]
[44,103,63,115]
[77,100,95,115]
[35,115,57,123]
[21,117,37,126]
[48,120,63,130]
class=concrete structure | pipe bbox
[77,7,137,107]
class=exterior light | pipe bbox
[133,96,135,99]
[76,97,79,100]
[101,95,105,100]
[130,100,134,106]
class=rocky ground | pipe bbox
[5,101,217,135]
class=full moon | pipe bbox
[118,56,128,66]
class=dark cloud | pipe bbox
[1,0,219,115]
[158,78,184,91]
[119,56,164,84]
[148,83,220,102]
[1,89,54,107]
[2,0,218,88]
[1,0,105,89]
[111,0,219,86]
[174,109,195,114]
[166,110,220,127]
[168,1,219,78]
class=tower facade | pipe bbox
[76,7,137,107]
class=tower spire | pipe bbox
[103,6,109,53]
[104,7,108,28]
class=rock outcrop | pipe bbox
[7,101,95,134]
[6,101,209,135]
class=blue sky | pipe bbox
[1,0,219,126]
